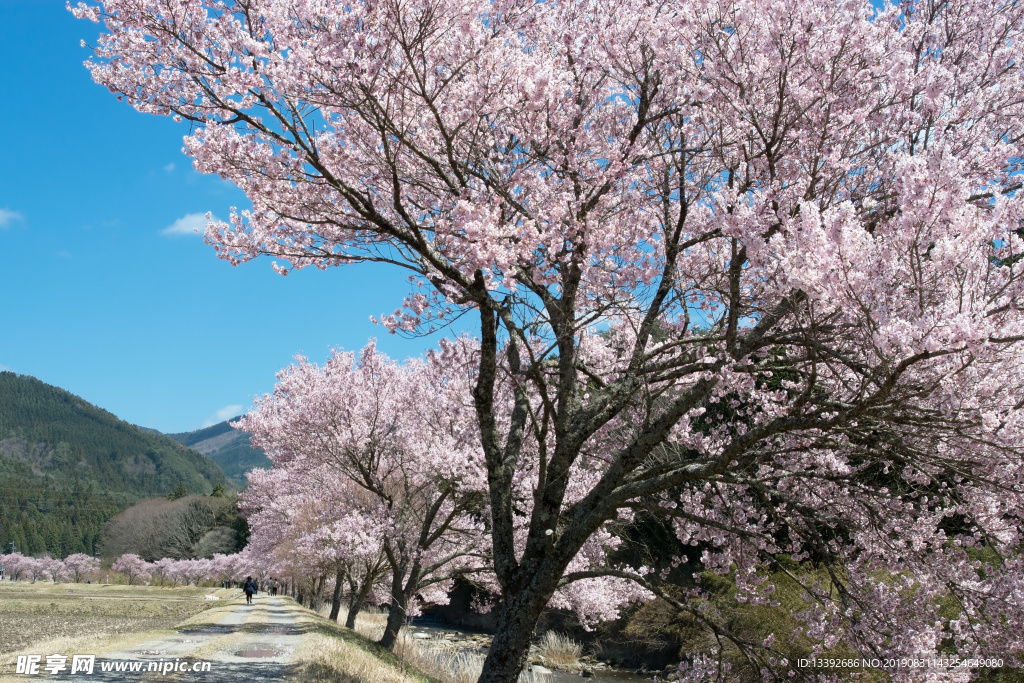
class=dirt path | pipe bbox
[57,595,305,682]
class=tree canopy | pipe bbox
[74,0,1024,680]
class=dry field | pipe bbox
[0,583,442,683]
[0,581,235,658]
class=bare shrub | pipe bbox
[536,631,582,671]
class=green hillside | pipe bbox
[0,372,226,557]
[169,418,269,487]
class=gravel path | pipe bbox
[56,595,304,682]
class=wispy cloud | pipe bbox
[163,162,176,172]
[0,208,23,228]
[0,364,10,373]
[203,404,244,427]
[162,212,215,237]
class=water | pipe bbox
[406,622,655,683]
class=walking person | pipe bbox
[243,575,257,605]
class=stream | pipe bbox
[405,621,661,683]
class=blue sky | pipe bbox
[0,1,446,432]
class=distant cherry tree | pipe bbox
[62,554,99,583]
[243,462,390,627]
[25,556,53,583]
[112,553,152,586]
[3,553,32,582]
[150,557,176,587]
[75,0,1024,680]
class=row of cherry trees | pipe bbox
[110,551,259,587]
[1,553,100,583]
[0,551,265,587]
[236,341,645,646]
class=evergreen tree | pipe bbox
[167,482,188,501]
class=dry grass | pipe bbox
[289,604,438,683]
[536,631,582,671]
[295,633,435,683]
[331,605,388,641]
[319,605,550,683]
[393,645,552,683]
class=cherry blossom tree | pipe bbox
[46,556,71,583]
[150,557,177,587]
[171,558,213,585]
[240,342,491,648]
[62,554,100,584]
[243,465,348,608]
[208,552,241,586]
[3,553,31,582]
[112,553,152,586]
[243,462,390,626]
[24,556,52,583]
[75,0,1024,680]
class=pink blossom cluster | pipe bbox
[239,341,494,641]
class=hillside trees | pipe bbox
[0,372,228,558]
[75,0,1024,680]
[102,494,243,561]
[0,372,225,496]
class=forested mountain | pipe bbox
[0,372,226,557]
[169,419,269,487]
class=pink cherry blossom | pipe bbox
[62,554,100,583]
[112,553,152,586]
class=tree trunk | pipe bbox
[345,577,372,629]
[328,567,345,621]
[379,592,407,650]
[476,586,552,683]
[311,574,326,611]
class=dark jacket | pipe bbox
[243,579,257,595]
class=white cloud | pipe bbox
[203,404,244,427]
[162,212,216,237]
[0,208,22,228]
[0,364,10,373]
[163,162,176,172]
